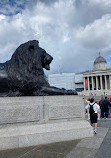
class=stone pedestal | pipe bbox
[0,96,93,150]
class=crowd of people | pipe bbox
[84,96,111,134]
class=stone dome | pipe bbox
[94,55,107,64]
[93,53,107,70]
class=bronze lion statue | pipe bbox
[0,40,77,96]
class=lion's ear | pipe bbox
[28,45,34,51]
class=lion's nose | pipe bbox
[50,56,53,61]
[47,55,53,62]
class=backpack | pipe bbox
[89,103,95,114]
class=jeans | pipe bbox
[101,108,109,118]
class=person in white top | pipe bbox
[84,98,90,120]
[85,98,100,134]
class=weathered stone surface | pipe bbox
[0,96,93,150]
[45,95,85,120]
[0,96,84,124]
[0,120,93,150]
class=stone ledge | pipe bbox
[0,120,93,150]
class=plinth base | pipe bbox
[0,120,93,150]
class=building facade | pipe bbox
[83,54,111,96]
[48,54,111,96]
[75,73,84,92]
[48,73,83,91]
[48,73,75,90]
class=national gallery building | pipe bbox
[48,53,111,96]
[83,54,111,96]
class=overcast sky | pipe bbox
[0,0,111,75]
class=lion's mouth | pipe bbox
[44,60,52,70]
[42,55,53,70]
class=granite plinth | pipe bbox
[0,96,85,124]
[0,96,93,150]
[0,120,93,150]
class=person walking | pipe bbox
[99,97,104,118]
[101,96,110,118]
[85,98,100,134]
[84,98,90,120]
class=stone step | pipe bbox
[0,120,93,151]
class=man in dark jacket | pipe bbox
[101,96,110,118]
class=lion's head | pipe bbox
[1,40,53,95]
[6,40,53,80]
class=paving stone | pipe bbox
[65,147,97,158]
[19,149,65,158]
[98,119,111,128]
[95,128,111,158]
[20,150,44,158]
[94,127,108,138]
[35,139,81,155]
[0,146,34,158]
[77,137,103,149]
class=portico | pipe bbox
[83,54,111,96]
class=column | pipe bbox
[92,76,94,90]
[94,76,96,90]
[84,77,86,91]
[105,75,107,90]
[100,76,103,90]
[96,76,98,90]
[109,75,111,89]
[88,77,90,91]
[108,75,110,89]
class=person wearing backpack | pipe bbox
[85,98,100,134]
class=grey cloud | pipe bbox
[72,0,111,27]
[0,0,58,15]
[74,14,111,51]
[37,0,58,4]
[0,0,26,15]
[0,0,111,75]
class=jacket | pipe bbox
[101,99,110,109]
